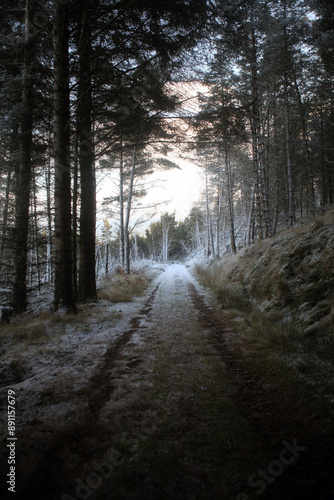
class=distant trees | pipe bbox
[191,0,334,254]
[0,0,209,312]
[138,212,201,261]
[1,0,333,313]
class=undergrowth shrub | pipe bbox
[98,270,150,302]
[216,286,250,312]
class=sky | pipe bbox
[96,82,208,236]
[145,153,203,221]
[96,153,204,236]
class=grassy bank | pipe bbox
[194,210,334,423]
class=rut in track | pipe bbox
[2,264,333,500]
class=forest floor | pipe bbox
[0,263,333,500]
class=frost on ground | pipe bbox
[0,264,162,470]
[0,262,333,500]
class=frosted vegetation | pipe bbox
[194,210,334,416]
[1,213,333,498]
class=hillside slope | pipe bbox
[195,210,334,418]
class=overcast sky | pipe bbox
[146,153,203,221]
[96,82,207,236]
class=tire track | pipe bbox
[10,283,161,500]
[87,283,160,417]
[5,269,333,500]
[188,281,334,500]
[187,282,275,423]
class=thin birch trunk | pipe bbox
[45,136,53,284]
[205,164,211,257]
[124,145,136,274]
[119,141,125,267]
[283,2,294,226]
[0,168,13,265]
[224,147,236,254]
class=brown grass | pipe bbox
[97,269,151,303]
[1,320,50,345]
[0,308,89,348]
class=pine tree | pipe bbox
[12,0,34,313]
[77,0,97,302]
[53,0,75,312]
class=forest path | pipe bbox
[2,264,332,500]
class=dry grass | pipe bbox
[0,307,91,349]
[1,320,50,345]
[97,269,151,303]
[0,268,153,350]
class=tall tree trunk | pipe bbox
[119,141,125,267]
[105,242,109,275]
[210,223,215,257]
[246,185,256,246]
[0,127,19,269]
[72,115,79,301]
[293,71,315,213]
[283,2,294,226]
[204,163,211,257]
[124,145,136,275]
[162,218,170,262]
[45,132,53,284]
[216,189,221,258]
[12,0,33,313]
[272,80,280,236]
[0,129,16,269]
[196,217,201,250]
[216,160,222,257]
[32,169,41,292]
[53,0,75,311]
[251,122,264,240]
[319,103,327,209]
[224,147,236,254]
[250,24,272,237]
[328,95,334,204]
[78,0,97,301]
[0,169,12,263]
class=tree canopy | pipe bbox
[0,0,333,312]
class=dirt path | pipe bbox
[1,264,333,500]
